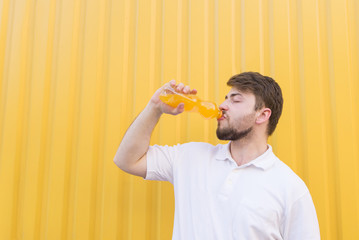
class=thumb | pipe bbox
[172,103,185,115]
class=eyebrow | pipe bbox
[225,93,243,100]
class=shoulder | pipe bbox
[275,160,306,186]
[271,158,310,201]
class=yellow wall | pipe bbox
[0,0,358,239]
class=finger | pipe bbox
[190,88,197,94]
[176,103,185,113]
[183,85,191,94]
[169,79,176,87]
[176,83,184,92]
[169,103,184,115]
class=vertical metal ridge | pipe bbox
[263,0,270,75]
[240,0,245,73]
[160,0,166,87]
[315,1,336,238]
[348,0,359,229]
[118,0,130,235]
[343,0,351,75]
[348,1,359,140]
[177,0,182,81]
[344,0,359,157]
[11,0,37,238]
[356,0,359,69]
[287,0,298,170]
[120,0,130,124]
[213,0,220,143]
[132,0,139,116]
[0,0,11,93]
[0,0,15,171]
[296,0,308,181]
[90,0,111,238]
[203,0,209,98]
[315,1,339,238]
[175,0,182,143]
[214,0,219,103]
[325,0,342,238]
[314,0,329,237]
[61,0,81,234]
[186,0,191,87]
[34,0,61,239]
[156,0,165,235]
[343,0,359,233]
[118,0,136,238]
[149,0,157,95]
[185,0,191,141]
[41,0,63,235]
[0,0,11,153]
[286,0,292,148]
[203,0,209,141]
[128,1,139,238]
[61,0,87,238]
[268,0,275,77]
[267,0,277,148]
[0,1,15,237]
[155,182,162,239]
[259,0,264,72]
[231,0,236,73]
[148,0,159,237]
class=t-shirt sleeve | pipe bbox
[282,191,321,239]
[144,144,180,184]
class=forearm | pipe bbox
[114,80,195,177]
[114,102,162,175]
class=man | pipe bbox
[114,72,320,239]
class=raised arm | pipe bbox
[114,80,196,178]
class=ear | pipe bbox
[255,108,271,124]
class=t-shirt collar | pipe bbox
[215,142,277,170]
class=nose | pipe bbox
[219,101,228,111]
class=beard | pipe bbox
[216,125,253,141]
[216,111,255,141]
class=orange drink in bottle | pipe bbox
[159,84,222,119]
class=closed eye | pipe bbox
[225,92,244,103]
[231,98,242,103]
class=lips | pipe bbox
[217,114,226,121]
[217,110,227,121]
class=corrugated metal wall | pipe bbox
[0,0,358,239]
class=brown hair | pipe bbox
[227,72,283,136]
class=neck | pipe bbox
[229,135,268,166]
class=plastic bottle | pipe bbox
[159,84,222,119]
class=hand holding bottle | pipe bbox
[156,80,222,119]
[150,80,198,116]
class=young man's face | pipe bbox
[216,87,258,141]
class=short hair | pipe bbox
[227,72,283,136]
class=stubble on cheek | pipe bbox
[216,112,256,141]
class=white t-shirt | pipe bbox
[145,142,320,240]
